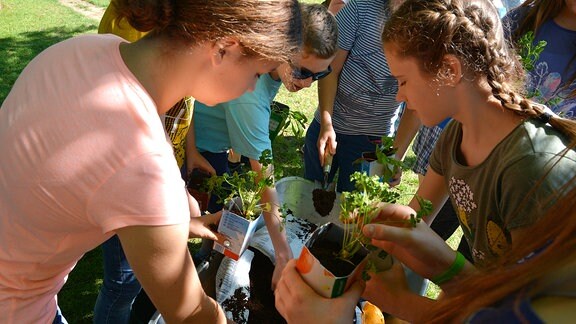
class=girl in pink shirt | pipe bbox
[0,0,303,322]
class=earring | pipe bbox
[436,86,440,97]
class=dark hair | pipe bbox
[512,0,576,99]
[300,3,338,59]
[113,0,303,63]
[382,0,576,142]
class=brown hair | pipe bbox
[382,0,576,142]
[113,0,303,63]
[300,3,338,59]
[425,171,576,322]
[512,0,576,99]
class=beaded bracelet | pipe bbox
[431,251,466,285]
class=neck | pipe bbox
[554,7,576,31]
[120,37,197,114]
[452,81,523,166]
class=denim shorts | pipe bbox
[303,119,381,192]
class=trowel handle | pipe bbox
[323,152,333,173]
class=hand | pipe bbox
[317,123,337,166]
[275,260,364,324]
[271,255,290,290]
[363,261,435,322]
[189,211,222,240]
[387,166,403,187]
[187,149,216,176]
[362,203,457,279]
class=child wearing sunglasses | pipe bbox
[302,0,415,193]
[188,3,338,289]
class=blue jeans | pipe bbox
[303,119,381,192]
[93,235,142,324]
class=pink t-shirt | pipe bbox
[0,34,189,322]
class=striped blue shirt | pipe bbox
[315,0,402,136]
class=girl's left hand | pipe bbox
[275,259,364,324]
[188,211,222,241]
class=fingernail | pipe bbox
[364,225,374,235]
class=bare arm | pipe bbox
[408,167,450,224]
[317,49,348,163]
[327,0,347,15]
[249,158,292,289]
[117,224,227,323]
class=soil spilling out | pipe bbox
[312,189,336,216]
[221,287,249,323]
[247,249,287,323]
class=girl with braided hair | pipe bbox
[275,0,576,322]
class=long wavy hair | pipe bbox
[382,1,576,321]
[512,0,576,99]
[113,0,303,63]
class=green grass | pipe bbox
[1,0,461,322]
[0,0,98,105]
[85,0,110,7]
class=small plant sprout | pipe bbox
[338,172,400,261]
[337,170,433,278]
[374,136,404,182]
[207,149,276,221]
[518,31,547,73]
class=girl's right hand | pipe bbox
[362,203,458,279]
[317,123,337,165]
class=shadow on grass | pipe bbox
[58,240,203,323]
[0,24,96,105]
[58,247,103,323]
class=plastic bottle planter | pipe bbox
[268,101,290,141]
[296,223,369,298]
[186,169,211,212]
[359,151,384,181]
[213,198,265,261]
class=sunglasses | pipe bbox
[292,65,332,81]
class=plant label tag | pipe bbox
[214,211,265,260]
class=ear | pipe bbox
[211,37,242,66]
[439,54,463,87]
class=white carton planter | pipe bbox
[214,199,265,261]
[296,223,369,298]
[359,152,384,180]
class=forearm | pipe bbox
[393,108,421,161]
[318,49,347,127]
[318,74,338,126]
[262,186,292,262]
[408,169,449,224]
